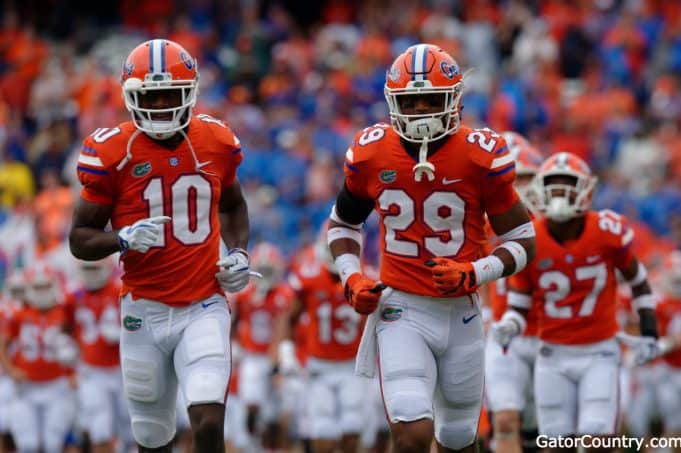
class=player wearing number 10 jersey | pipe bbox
[69,39,253,452]
[493,152,659,439]
[327,43,536,453]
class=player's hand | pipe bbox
[424,258,476,296]
[117,216,171,253]
[277,340,300,376]
[216,248,251,293]
[615,332,659,366]
[490,319,520,350]
[344,273,385,315]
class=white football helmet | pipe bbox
[24,263,62,310]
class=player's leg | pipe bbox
[655,364,681,441]
[174,295,231,453]
[0,376,14,453]
[377,291,439,453]
[535,344,579,453]
[577,340,621,453]
[43,378,77,453]
[305,371,341,453]
[237,353,269,436]
[433,297,485,453]
[484,336,528,453]
[78,367,115,453]
[9,384,40,452]
[338,370,366,453]
[120,296,178,452]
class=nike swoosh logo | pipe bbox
[462,314,478,324]
[442,177,463,185]
[201,300,220,309]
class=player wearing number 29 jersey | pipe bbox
[328,43,536,452]
[69,39,253,451]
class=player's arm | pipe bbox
[69,200,119,260]
[0,331,25,381]
[490,273,533,348]
[619,257,657,338]
[486,201,536,278]
[328,183,383,314]
[271,291,305,374]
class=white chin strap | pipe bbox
[407,118,443,182]
[545,197,576,223]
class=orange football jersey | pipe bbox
[77,115,243,305]
[66,280,121,368]
[289,257,362,361]
[344,124,518,297]
[234,283,293,354]
[4,304,73,382]
[509,210,636,345]
[656,297,681,368]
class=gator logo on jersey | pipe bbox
[379,170,397,184]
[537,258,553,270]
[381,306,403,322]
[132,162,152,177]
[123,315,142,331]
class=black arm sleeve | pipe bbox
[638,308,658,338]
[335,183,374,225]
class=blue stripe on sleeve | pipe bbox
[77,165,109,176]
[487,163,515,177]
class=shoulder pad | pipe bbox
[80,124,136,170]
[462,127,514,172]
[195,114,241,151]
[595,210,634,248]
[346,123,393,166]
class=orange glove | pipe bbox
[425,258,477,297]
[344,273,386,315]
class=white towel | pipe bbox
[355,308,379,378]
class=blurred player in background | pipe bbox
[68,257,131,453]
[231,242,292,450]
[277,223,365,453]
[69,39,252,453]
[484,132,543,453]
[0,263,78,453]
[328,43,535,452]
[493,152,659,451]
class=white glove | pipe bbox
[491,310,526,349]
[615,332,659,366]
[278,340,300,375]
[216,248,251,293]
[118,216,171,253]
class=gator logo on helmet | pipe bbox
[180,51,194,70]
[387,65,401,82]
[440,61,459,80]
[124,61,134,76]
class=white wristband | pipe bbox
[327,226,363,246]
[494,241,528,273]
[632,294,656,310]
[335,253,361,287]
[472,255,505,285]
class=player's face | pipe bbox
[544,175,578,202]
[138,89,183,120]
[397,93,446,115]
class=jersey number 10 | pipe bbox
[143,175,213,246]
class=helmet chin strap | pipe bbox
[407,118,442,182]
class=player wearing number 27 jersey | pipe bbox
[69,39,254,451]
[494,152,659,438]
[327,43,536,452]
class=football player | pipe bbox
[0,263,78,453]
[231,242,292,450]
[493,152,658,448]
[276,224,366,453]
[69,39,253,453]
[68,258,131,453]
[327,44,536,452]
[484,133,543,453]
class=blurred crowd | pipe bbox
[1,0,681,281]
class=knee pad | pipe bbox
[384,390,432,423]
[435,420,477,451]
[131,415,176,449]
[123,357,164,403]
